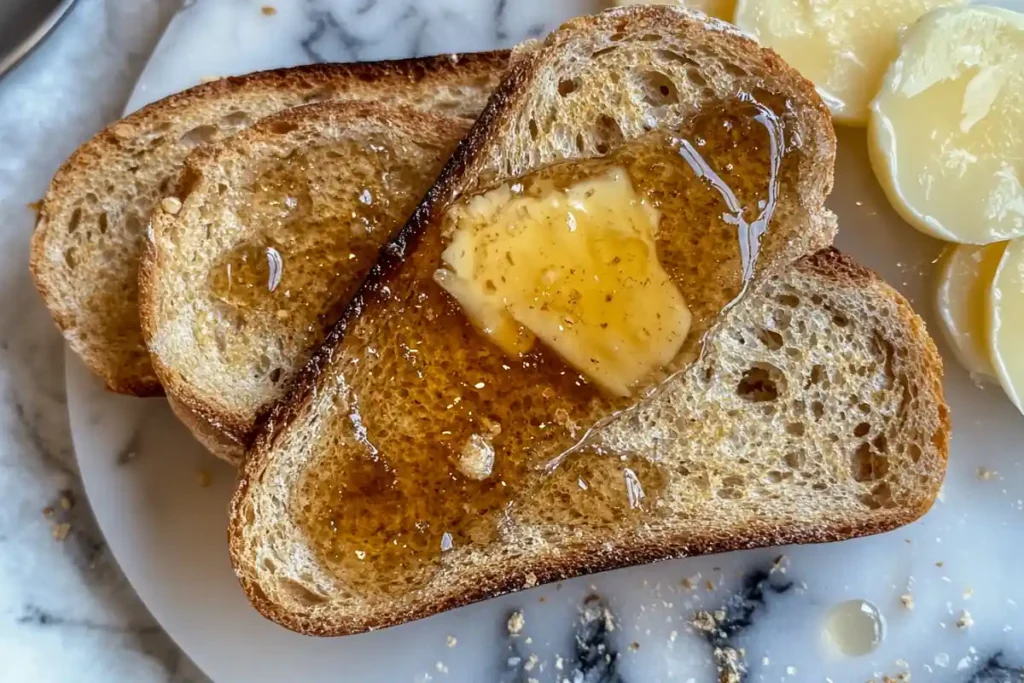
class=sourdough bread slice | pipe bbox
[30,53,508,396]
[140,103,474,464]
[232,249,947,636]
[229,7,860,635]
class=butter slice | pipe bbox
[935,242,1005,379]
[989,238,1024,414]
[434,167,691,397]
[869,6,1024,244]
[735,0,964,125]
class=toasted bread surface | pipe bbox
[30,53,509,396]
[232,247,947,636]
[141,103,474,464]
[226,7,887,636]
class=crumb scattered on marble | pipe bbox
[197,469,212,488]
[59,491,75,511]
[51,523,71,542]
[978,467,998,480]
[681,576,695,590]
[27,199,42,215]
[956,610,973,630]
[525,637,532,645]
[628,641,639,652]
[771,554,788,574]
[555,655,564,671]
[507,611,524,636]
[705,578,715,591]
[962,587,973,600]
[786,666,797,676]
[935,561,944,567]
[900,593,914,610]
[762,656,770,666]
[261,5,277,15]
[435,661,447,674]
[42,506,54,520]
[446,636,456,648]
[524,654,538,672]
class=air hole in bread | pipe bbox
[872,434,888,454]
[655,49,698,68]
[807,364,825,386]
[303,86,337,104]
[270,120,300,135]
[594,115,623,155]
[592,46,618,58]
[222,111,251,127]
[610,31,627,42]
[784,450,805,469]
[558,78,580,97]
[279,578,327,607]
[638,70,679,107]
[575,133,586,153]
[270,368,283,383]
[685,68,709,89]
[832,313,850,327]
[98,213,108,234]
[777,293,800,307]
[528,119,539,141]
[786,422,805,437]
[176,168,200,203]
[811,401,824,419]
[854,422,871,437]
[756,327,784,351]
[639,32,662,42]
[724,63,748,79]
[64,248,77,269]
[852,443,889,482]
[67,208,82,234]
[908,443,922,463]
[218,182,228,195]
[181,125,218,148]
[262,557,277,572]
[736,364,784,402]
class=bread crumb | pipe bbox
[52,523,70,542]
[525,637,532,645]
[261,5,277,15]
[42,506,55,520]
[956,610,973,630]
[435,661,447,673]
[691,610,717,633]
[935,561,944,567]
[900,593,914,610]
[59,492,74,511]
[705,578,715,591]
[524,654,538,671]
[27,200,42,216]
[555,654,564,670]
[507,611,524,636]
[446,636,456,648]
[197,469,212,488]
[963,587,974,600]
[786,666,797,676]
[628,641,640,652]
[977,467,997,480]
[681,576,695,590]
[762,657,770,666]
[161,197,182,215]
[524,572,538,587]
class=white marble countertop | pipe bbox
[4,1,1024,682]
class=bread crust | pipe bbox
[30,52,509,396]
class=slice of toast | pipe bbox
[228,7,879,635]
[231,249,947,636]
[140,102,475,464]
[30,53,509,396]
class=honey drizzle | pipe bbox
[294,97,797,594]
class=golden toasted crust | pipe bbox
[30,52,509,397]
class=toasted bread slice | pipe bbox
[232,248,947,636]
[30,53,508,396]
[140,102,474,463]
[228,7,867,635]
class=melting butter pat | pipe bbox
[989,239,1024,415]
[434,167,691,397]
[735,0,964,125]
[935,242,1005,379]
[869,6,1024,244]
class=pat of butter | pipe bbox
[735,0,964,125]
[869,6,1024,244]
[613,0,737,22]
[989,238,1024,415]
[434,167,692,397]
[935,242,1005,379]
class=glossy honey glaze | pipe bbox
[293,97,797,593]
[206,139,443,354]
